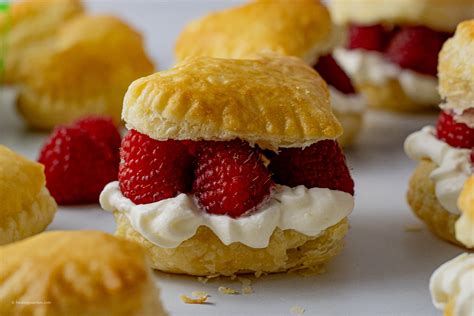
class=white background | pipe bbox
[0,1,464,315]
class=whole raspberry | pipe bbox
[268,140,354,195]
[436,111,474,149]
[193,140,274,218]
[348,24,389,52]
[119,130,195,204]
[38,126,119,204]
[385,26,450,76]
[314,54,356,94]
[75,116,121,153]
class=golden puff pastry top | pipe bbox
[175,0,338,65]
[0,145,46,218]
[0,230,167,316]
[123,55,342,150]
[438,20,474,112]
[456,176,474,248]
[0,0,84,82]
[330,0,474,32]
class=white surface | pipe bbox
[0,1,464,315]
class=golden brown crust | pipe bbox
[0,145,56,245]
[438,20,474,112]
[124,54,342,149]
[16,14,155,130]
[175,0,338,65]
[0,231,167,316]
[0,0,84,83]
[113,212,349,276]
[455,176,474,248]
[330,0,474,32]
[407,160,472,248]
[357,79,439,113]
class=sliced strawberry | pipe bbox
[348,24,389,52]
[436,111,474,149]
[314,54,356,94]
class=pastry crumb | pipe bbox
[197,277,209,284]
[290,305,305,315]
[238,277,252,286]
[242,285,254,295]
[191,291,208,297]
[179,294,209,304]
[218,286,239,295]
[405,226,424,232]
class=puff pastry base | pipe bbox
[113,212,349,277]
[334,110,363,147]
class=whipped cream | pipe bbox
[100,182,354,249]
[430,253,474,316]
[329,86,366,114]
[334,48,440,105]
[404,126,472,214]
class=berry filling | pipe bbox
[436,111,474,149]
[118,130,354,218]
[348,24,452,77]
[314,54,356,95]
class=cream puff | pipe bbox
[0,0,84,83]
[430,253,474,316]
[330,0,474,112]
[0,145,56,245]
[0,230,167,316]
[175,0,366,146]
[16,14,155,129]
[456,176,474,248]
[100,54,355,276]
[404,20,474,247]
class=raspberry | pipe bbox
[268,140,354,195]
[348,24,389,52]
[118,130,194,204]
[385,26,450,76]
[193,140,274,218]
[38,126,119,204]
[436,111,474,149]
[314,54,356,94]
[181,140,200,157]
[75,116,121,153]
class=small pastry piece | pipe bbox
[430,253,474,316]
[0,145,56,245]
[456,176,474,248]
[0,230,167,316]
[101,55,355,276]
[404,20,474,247]
[330,0,474,112]
[0,0,84,83]
[175,0,366,146]
[16,14,155,129]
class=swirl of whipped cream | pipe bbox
[404,126,472,214]
[329,86,366,114]
[333,48,440,106]
[100,182,354,249]
[430,253,474,316]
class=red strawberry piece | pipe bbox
[38,126,119,204]
[75,116,121,153]
[314,54,356,94]
[385,26,450,76]
[436,111,474,149]
[268,140,354,195]
[193,140,274,218]
[181,140,200,157]
[118,130,194,204]
[348,24,389,52]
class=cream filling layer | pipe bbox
[430,253,474,316]
[404,126,472,214]
[334,48,440,105]
[100,182,354,249]
[329,86,366,114]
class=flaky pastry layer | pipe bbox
[113,212,348,276]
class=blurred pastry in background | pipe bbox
[100,55,355,276]
[0,145,56,245]
[330,0,474,112]
[16,15,154,129]
[175,0,366,146]
[456,176,474,248]
[404,20,474,247]
[430,253,474,316]
[0,0,84,83]
[0,230,167,316]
